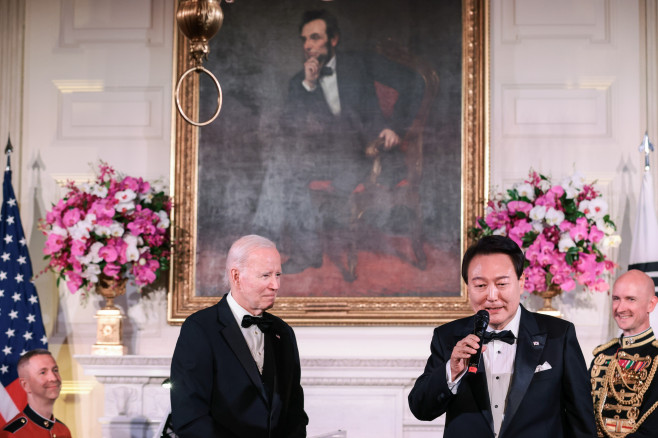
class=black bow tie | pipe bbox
[241,314,273,333]
[320,66,334,77]
[483,330,516,345]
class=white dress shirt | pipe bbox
[227,291,265,374]
[446,307,521,436]
[301,56,341,116]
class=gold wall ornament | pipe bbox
[92,275,128,356]
[175,0,233,126]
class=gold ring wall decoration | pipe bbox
[175,0,232,126]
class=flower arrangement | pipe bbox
[41,162,171,294]
[469,170,620,293]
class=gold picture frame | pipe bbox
[168,0,488,325]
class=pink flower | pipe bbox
[62,208,82,228]
[44,233,67,255]
[66,272,83,293]
[569,217,589,242]
[507,201,533,216]
[70,239,88,257]
[588,225,604,243]
[509,220,532,248]
[103,263,122,279]
[99,243,119,263]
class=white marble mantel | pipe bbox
[75,355,442,438]
[75,355,172,438]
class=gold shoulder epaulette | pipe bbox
[593,338,618,356]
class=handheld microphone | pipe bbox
[467,310,490,373]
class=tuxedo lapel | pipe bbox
[217,298,269,404]
[265,327,282,422]
[454,323,495,434]
[499,306,546,436]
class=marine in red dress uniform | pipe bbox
[1,404,71,437]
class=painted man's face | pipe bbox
[300,18,338,64]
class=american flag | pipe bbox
[0,153,48,427]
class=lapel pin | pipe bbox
[533,341,539,346]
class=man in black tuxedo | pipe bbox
[170,235,308,438]
[408,235,596,437]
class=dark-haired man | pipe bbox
[0,349,71,437]
[590,270,658,436]
[408,235,596,437]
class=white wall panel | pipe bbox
[501,85,611,137]
[60,0,165,46]
[501,0,609,42]
[58,87,164,139]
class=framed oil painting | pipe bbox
[168,0,488,325]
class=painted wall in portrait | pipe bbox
[194,0,463,298]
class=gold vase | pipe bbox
[537,284,562,318]
[91,275,128,356]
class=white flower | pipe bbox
[79,183,92,194]
[545,207,565,226]
[123,234,140,262]
[539,179,551,192]
[558,235,576,252]
[68,213,96,241]
[50,225,68,237]
[150,180,168,194]
[579,198,608,220]
[91,184,108,198]
[515,183,535,201]
[156,210,170,230]
[563,185,578,199]
[138,192,154,203]
[493,227,507,236]
[601,235,622,250]
[94,221,124,238]
[531,221,544,233]
[81,263,101,283]
[568,172,586,190]
[529,205,547,221]
[77,242,103,264]
[115,189,137,213]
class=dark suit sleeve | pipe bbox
[170,318,220,438]
[561,323,597,438]
[282,325,308,438]
[408,327,456,420]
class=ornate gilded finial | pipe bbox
[639,131,654,171]
[5,136,13,155]
[5,136,12,171]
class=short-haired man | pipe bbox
[170,235,308,437]
[590,270,658,436]
[408,235,596,437]
[0,349,71,437]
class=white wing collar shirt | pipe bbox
[301,55,341,116]
[227,291,266,374]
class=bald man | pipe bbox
[590,270,658,437]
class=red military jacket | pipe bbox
[0,405,71,437]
